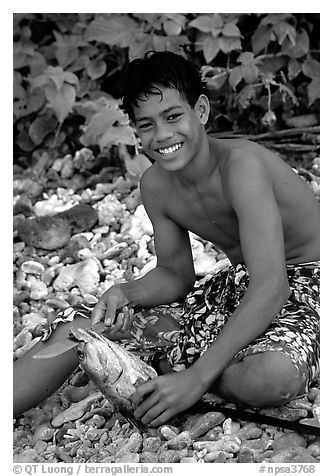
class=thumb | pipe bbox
[91,299,106,328]
[104,297,120,326]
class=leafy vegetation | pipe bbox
[13,13,319,164]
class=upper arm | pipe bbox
[140,167,195,287]
[224,155,288,289]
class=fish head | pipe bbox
[69,327,124,385]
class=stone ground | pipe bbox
[13,148,320,463]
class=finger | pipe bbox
[139,400,167,425]
[121,313,129,333]
[112,312,124,332]
[104,299,119,326]
[149,409,174,428]
[131,380,156,406]
[91,301,106,327]
[134,391,160,420]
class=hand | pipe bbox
[131,368,206,427]
[91,285,133,332]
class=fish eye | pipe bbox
[76,349,85,361]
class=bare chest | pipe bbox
[168,185,241,254]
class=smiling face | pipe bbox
[133,86,210,172]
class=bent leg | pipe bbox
[212,351,304,407]
[13,315,92,418]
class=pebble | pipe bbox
[271,432,307,451]
[21,260,45,275]
[142,437,162,452]
[51,392,103,427]
[259,406,308,421]
[33,424,55,443]
[21,312,47,332]
[140,451,160,463]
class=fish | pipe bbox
[69,327,158,413]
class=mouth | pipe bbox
[156,142,183,158]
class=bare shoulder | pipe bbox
[139,163,172,214]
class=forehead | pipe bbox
[133,86,189,120]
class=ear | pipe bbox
[195,94,210,125]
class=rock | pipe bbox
[34,195,77,216]
[142,437,162,452]
[236,447,255,463]
[158,449,188,463]
[193,435,241,453]
[57,204,98,233]
[14,448,39,463]
[160,426,178,440]
[33,424,55,443]
[180,457,198,463]
[21,260,45,275]
[121,204,153,240]
[222,418,241,435]
[266,447,317,463]
[237,422,262,440]
[55,447,73,463]
[34,440,48,454]
[307,387,320,403]
[115,432,143,458]
[272,432,307,451]
[95,195,127,227]
[15,337,41,359]
[61,156,75,179]
[186,412,226,439]
[13,328,33,351]
[117,453,140,463]
[27,276,49,300]
[166,431,193,449]
[307,439,320,458]
[51,392,103,427]
[17,216,71,250]
[21,312,47,332]
[53,258,100,294]
[259,406,308,421]
[140,451,160,463]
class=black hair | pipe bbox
[121,51,208,121]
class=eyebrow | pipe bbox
[135,105,183,123]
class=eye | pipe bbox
[167,113,182,121]
[76,349,85,361]
[138,122,153,131]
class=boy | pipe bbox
[14,52,319,428]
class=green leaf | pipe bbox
[282,28,310,59]
[189,15,215,33]
[205,72,228,90]
[260,13,293,26]
[308,78,320,105]
[44,82,76,123]
[84,15,138,48]
[251,25,274,54]
[229,66,243,90]
[302,58,320,79]
[28,114,58,145]
[163,19,182,36]
[288,58,302,80]
[222,22,241,37]
[236,84,257,108]
[124,153,152,177]
[242,64,259,84]
[87,59,107,80]
[99,126,136,148]
[203,36,220,63]
[237,52,255,65]
[273,21,296,46]
[219,36,242,54]
[55,45,80,69]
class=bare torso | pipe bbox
[151,138,319,265]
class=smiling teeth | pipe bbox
[158,143,182,155]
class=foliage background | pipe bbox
[13,12,320,167]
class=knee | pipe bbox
[218,351,303,407]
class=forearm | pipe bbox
[118,265,194,307]
[192,281,290,389]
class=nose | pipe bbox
[154,122,173,143]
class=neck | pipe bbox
[174,135,218,187]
